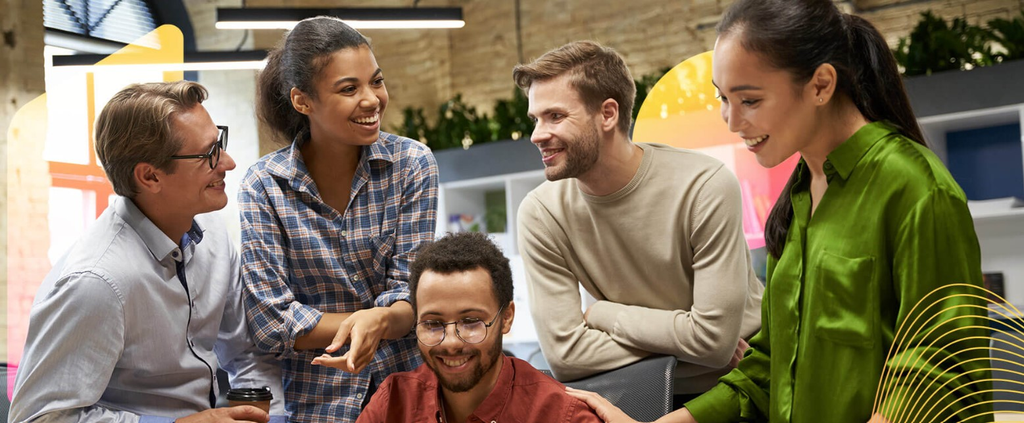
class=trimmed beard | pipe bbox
[424,324,505,393]
[545,122,600,181]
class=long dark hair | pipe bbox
[257,17,370,144]
[717,0,927,259]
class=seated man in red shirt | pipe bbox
[331,232,601,423]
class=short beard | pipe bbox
[426,329,504,393]
[545,122,600,181]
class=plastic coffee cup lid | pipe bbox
[226,386,273,401]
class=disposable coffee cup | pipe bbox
[226,386,273,413]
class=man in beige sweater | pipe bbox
[513,41,764,404]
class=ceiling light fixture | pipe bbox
[215,7,465,30]
[50,50,268,71]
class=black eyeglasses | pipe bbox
[170,125,228,169]
[415,306,505,347]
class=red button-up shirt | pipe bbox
[356,355,603,423]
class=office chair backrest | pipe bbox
[563,355,675,421]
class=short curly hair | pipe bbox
[409,232,512,310]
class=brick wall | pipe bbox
[2,0,46,367]
[242,0,455,146]
[447,0,1024,116]
[220,0,1022,144]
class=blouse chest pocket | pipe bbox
[809,251,878,348]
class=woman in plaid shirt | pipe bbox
[239,16,438,422]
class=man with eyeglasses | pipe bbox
[11,81,286,423]
[342,232,601,423]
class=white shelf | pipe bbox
[967,202,1024,241]
[918,103,1024,306]
[436,171,548,346]
[918,104,1024,134]
[973,207,1024,225]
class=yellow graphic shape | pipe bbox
[84,24,185,81]
[871,284,1024,422]
[6,25,187,395]
[633,51,798,250]
[634,51,727,150]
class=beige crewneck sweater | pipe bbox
[517,142,764,394]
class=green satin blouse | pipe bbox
[687,121,992,422]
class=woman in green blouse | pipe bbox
[568,0,992,422]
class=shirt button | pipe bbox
[353,275,360,281]
[824,161,834,170]
[356,393,363,399]
[341,230,348,237]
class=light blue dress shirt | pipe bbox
[10,196,286,422]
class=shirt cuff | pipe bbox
[289,302,325,350]
[684,383,742,423]
[269,415,289,423]
[374,289,411,308]
[584,300,625,334]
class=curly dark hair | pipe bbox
[409,232,513,310]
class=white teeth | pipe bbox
[744,135,768,146]
[353,114,379,124]
[542,149,561,157]
[441,357,469,367]
[207,180,224,188]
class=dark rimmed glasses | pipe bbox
[415,306,505,347]
[170,125,228,169]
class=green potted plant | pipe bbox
[894,11,996,76]
[397,68,670,151]
[988,11,1024,62]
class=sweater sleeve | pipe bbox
[584,166,754,368]
[517,192,649,381]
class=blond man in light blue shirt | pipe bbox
[11,81,285,423]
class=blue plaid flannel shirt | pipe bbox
[239,132,437,422]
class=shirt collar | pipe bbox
[264,131,397,183]
[824,120,897,181]
[432,355,516,423]
[467,355,516,421]
[111,196,204,263]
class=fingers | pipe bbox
[224,405,270,423]
[328,319,354,353]
[565,387,610,408]
[347,327,365,372]
[729,345,744,368]
[729,337,750,367]
[566,387,637,423]
[311,353,355,372]
[867,413,892,423]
